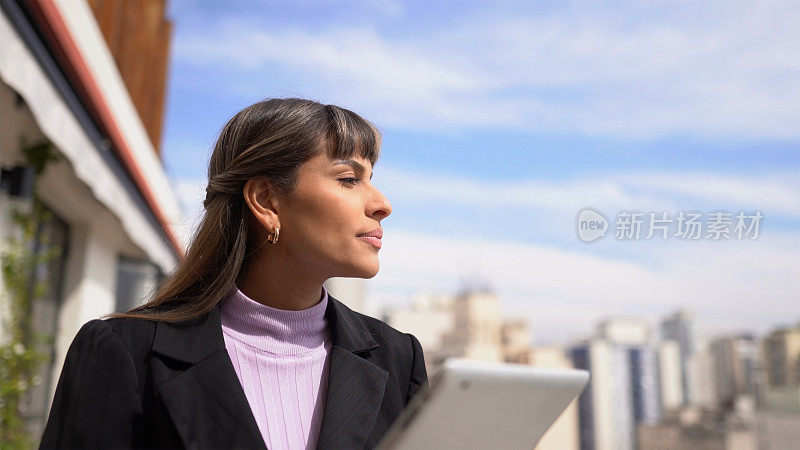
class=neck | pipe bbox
[238,252,326,311]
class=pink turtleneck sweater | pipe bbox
[220,285,333,450]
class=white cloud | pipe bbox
[376,167,800,218]
[619,172,800,216]
[173,0,800,139]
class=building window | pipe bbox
[115,256,162,312]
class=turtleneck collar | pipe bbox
[219,284,330,356]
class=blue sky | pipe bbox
[162,0,799,343]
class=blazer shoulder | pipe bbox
[93,316,158,364]
[41,319,146,448]
[334,301,428,402]
[337,302,417,357]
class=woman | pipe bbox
[40,98,428,450]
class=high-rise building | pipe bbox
[571,340,634,450]
[596,319,662,428]
[441,287,504,362]
[658,340,684,412]
[709,334,758,411]
[571,318,666,450]
[628,346,662,425]
[761,324,800,388]
[759,323,800,413]
[687,339,718,409]
[660,310,697,405]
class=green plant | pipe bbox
[0,139,60,449]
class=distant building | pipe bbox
[384,291,456,376]
[628,346,662,425]
[759,323,800,413]
[709,334,758,412]
[597,318,662,427]
[659,340,684,412]
[440,287,504,363]
[502,318,532,364]
[572,318,662,449]
[687,339,718,409]
[638,407,757,450]
[661,309,697,406]
[761,324,800,388]
[754,409,800,449]
[597,317,652,346]
[386,287,507,373]
[571,339,634,450]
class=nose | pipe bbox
[368,183,392,220]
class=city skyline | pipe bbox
[385,284,800,449]
[386,283,800,347]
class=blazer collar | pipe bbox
[151,292,388,450]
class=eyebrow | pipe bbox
[332,158,373,180]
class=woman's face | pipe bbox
[267,152,392,279]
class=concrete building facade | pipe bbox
[0,0,180,439]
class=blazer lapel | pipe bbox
[316,295,389,450]
[151,305,267,450]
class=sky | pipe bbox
[161,0,800,344]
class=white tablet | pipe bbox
[375,358,590,450]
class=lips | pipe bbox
[357,228,383,249]
[357,228,383,239]
[357,236,382,249]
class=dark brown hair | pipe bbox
[105,98,381,323]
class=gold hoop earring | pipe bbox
[268,227,280,244]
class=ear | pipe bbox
[243,178,281,232]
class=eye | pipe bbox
[338,177,360,187]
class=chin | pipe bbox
[348,258,380,279]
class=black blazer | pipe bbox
[39,293,428,449]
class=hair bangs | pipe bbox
[324,105,381,166]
